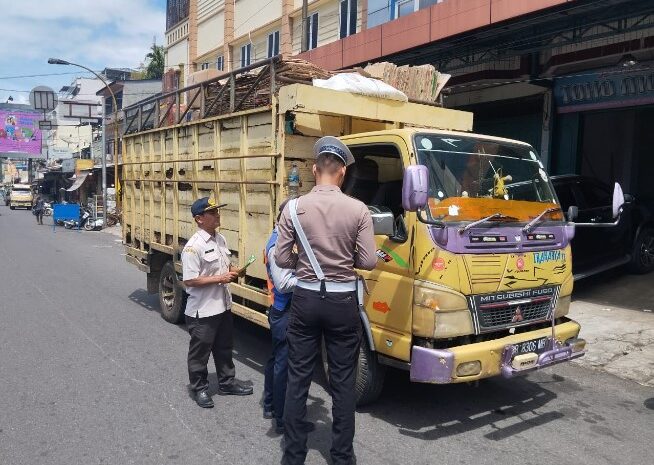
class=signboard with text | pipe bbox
[0,109,43,158]
[554,67,654,113]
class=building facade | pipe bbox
[97,79,162,164]
[164,0,371,79]
[49,77,105,161]
[164,0,654,208]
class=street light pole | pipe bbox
[48,58,117,228]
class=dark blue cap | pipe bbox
[191,196,227,216]
[313,136,355,166]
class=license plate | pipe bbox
[512,337,549,355]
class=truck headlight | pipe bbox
[413,280,473,338]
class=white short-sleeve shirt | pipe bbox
[182,229,232,318]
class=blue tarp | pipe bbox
[52,204,80,223]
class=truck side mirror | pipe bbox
[612,182,625,219]
[402,165,429,212]
[368,206,395,236]
[567,205,578,222]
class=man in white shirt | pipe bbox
[182,196,253,408]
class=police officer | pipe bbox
[182,196,253,408]
[275,137,377,465]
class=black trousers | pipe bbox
[282,287,362,465]
[186,311,236,393]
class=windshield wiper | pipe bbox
[522,207,560,233]
[458,213,515,234]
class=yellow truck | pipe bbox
[122,59,586,405]
[9,184,33,210]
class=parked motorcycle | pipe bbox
[84,217,105,231]
[64,208,91,229]
[43,202,53,216]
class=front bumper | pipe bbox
[410,319,585,384]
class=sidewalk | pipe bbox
[102,224,122,238]
[570,300,654,387]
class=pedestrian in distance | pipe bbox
[182,196,253,408]
[33,195,44,225]
[263,199,316,435]
[275,136,377,465]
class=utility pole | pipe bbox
[301,0,308,53]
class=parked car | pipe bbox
[551,175,653,279]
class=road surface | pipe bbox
[0,206,652,465]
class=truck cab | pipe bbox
[9,184,33,210]
[337,129,586,403]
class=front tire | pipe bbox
[630,227,654,274]
[158,261,187,324]
[322,335,386,407]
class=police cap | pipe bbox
[191,196,227,217]
[313,136,354,167]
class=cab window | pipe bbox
[344,143,406,241]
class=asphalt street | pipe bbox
[0,206,652,465]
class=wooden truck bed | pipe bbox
[122,83,472,325]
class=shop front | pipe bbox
[551,64,654,209]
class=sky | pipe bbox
[0,0,166,105]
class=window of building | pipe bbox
[340,0,358,39]
[200,62,209,70]
[396,0,417,18]
[166,0,189,30]
[216,55,224,71]
[267,30,280,58]
[306,12,319,50]
[240,44,252,68]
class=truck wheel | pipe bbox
[630,227,654,274]
[10,206,14,210]
[158,261,187,324]
[322,335,386,407]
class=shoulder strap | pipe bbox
[289,198,325,281]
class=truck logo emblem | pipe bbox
[516,257,524,270]
[432,257,446,271]
[375,249,392,263]
[373,301,391,314]
[512,307,524,323]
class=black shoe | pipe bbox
[217,381,253,396]
[275,421,315,435]
[195,390,214,408]
[263,409,274,420]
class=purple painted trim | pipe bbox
[428,224,573,255]
[500,338,586,378]
[410,346,454,384]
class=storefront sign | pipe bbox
[554,67,654,113]
[62,159,75,173]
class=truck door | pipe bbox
[345,137,414,362]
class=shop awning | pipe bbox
[66,172,89,192]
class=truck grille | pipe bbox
[469,286,559,333]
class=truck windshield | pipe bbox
[414,134,563,224]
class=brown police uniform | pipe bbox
[275,137,377,465]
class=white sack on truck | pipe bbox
[313,73,408,102]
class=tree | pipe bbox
[144,44,164,80]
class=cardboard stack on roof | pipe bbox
[363,62,450,103]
